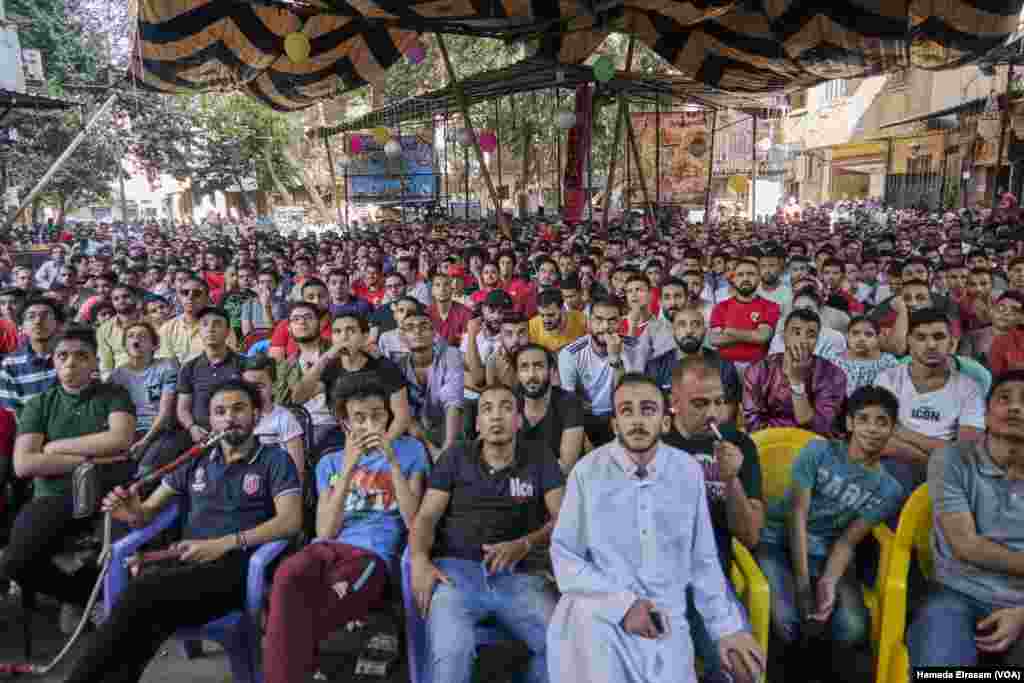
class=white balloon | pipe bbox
[384,140,402,157]
[556,111,576,129]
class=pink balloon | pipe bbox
[406,44,426,64]
[479,131,497,153]
[350,136,363,154]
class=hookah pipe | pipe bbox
[0,432,226,676]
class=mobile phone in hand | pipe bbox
[650,609,665,635]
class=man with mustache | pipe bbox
[875,309,985,494]
[756,386,904,682]
[97,284,144,379]
[177,307,245,447]
[548,374,764,683]
[64,380,301,683]
[529,289,586,353]
[516,344,584,474]
[909,370,1024,671]
[757,248,791,310]
[646,306,741,408]
[709,259,780,372]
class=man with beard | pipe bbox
[409,383,564,683]
[559,297,644,448]
[709,259,780,371]
[97,284,144,378]
[757,248,791,310]
[269,279,333,361]
[756,387,904,682]
[646,306,741,408]
[875,309,985,494]
[681,270,715,328]
[177,307,245,447]
[529,289,586,353]
[487,312,531,389]
[464,289,513,392]
[516,344,584,473]
[909,370,1024,670]
[665,356,763,683]
[64,380,301,683]
[548,374,764,683]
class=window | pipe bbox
[818,79,849,107]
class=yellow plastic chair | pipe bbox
[751,427,895,676]
[874,484,933,683]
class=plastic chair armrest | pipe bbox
[731,539,770,655]
[246,539,290,625]
[874,536,913,683]
[105,503,180,615]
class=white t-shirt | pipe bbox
[460,328,500,400]
[255,404,304,445]
[874,364,985,441]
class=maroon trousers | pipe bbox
[263,542,389,683]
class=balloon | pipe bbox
[593,55,615,82]
[384,140,402,158]
[284,33,311,64]
[349,136,363,154]
[406,42,426,65]
[479,131,497,153]
[556,111,576,129]
[373,127,391,145]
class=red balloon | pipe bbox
[350,136,363,154]
[479,130,497,153]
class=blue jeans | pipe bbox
[757,544,868,647]
[906,584,1024,670]
[426,558,557,683]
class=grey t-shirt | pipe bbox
[240,297,288,331]
[109,359,179,433]
[930,440,1024,608]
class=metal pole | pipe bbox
[464,144,470,219]
[587,85,594,226]
[601,36,636,233]
[495,98,503,219]
[656,94,661,213]
[624,108,655,219]
[444,112,450,215]
[4,93,117,231]
[119,160,128,226]
[992,62,1016,210]
[751,115,758,222]
[704,108,717,221]
[884,137,893,207]
[435,33,507,236]
[556,88,562,213]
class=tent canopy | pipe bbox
[132,0,1024,111]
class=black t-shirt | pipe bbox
[178,351,244,429]
[662,424,762,571]
[516,386,583,459]
[370,305,398,334]
[427,440,564,569]
[321,354,405,401]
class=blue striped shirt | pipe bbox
[0,343,58,417]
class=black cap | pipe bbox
[195,306,230,324]
[483,289,514,309]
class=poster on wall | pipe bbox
[345,132,437,204]
[629,110,710,207]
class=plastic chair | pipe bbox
[103,503,288,683]
[751,428,894,674]
[874,484,932,683]
[243,330,272,354]
[401,546,512,683]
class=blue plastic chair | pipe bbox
[103,503,289,683]
[401,547,514,683]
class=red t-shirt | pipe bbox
[353,284,385,306]
[990,328,1024,376]
[429,301,473,346]
[204,271,225,292]
[709,296,781,363]
[269,317,332,358]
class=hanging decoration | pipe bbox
[406,38,426,65]
[373,127,391,145]
[384,139,402,158]
[556,111,576,129]
[727,175,749,194]
[479,131,498,153]
[349,136,364,154]
[593,55,615,82]
[283,32,311,64]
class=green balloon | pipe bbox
[593,56,615,82]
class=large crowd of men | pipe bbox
[1,198,1023,682]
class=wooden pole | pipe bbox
[495,98,503,218]
[435,33,508,238]
[624,107,654,219]
[992,62,1016,210]
[751,115,758,222]
[601,36,636,232]
[704,108,717,222]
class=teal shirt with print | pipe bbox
[761,438,904,557]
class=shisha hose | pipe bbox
[0,432,225,677]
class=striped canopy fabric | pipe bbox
[131,0,1024,111]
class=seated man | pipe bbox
[486,311,531,389]
[516,344,584,473]
[0,296,62,416]
[177,306,244,446]
[548,373,763,683]
[756,386,905,681]
[63,380,302,683]
[264,374,427,683]
[1,328,136,613]
[667,356,763,683]
[909,370,1024,669]
[645,305,741,402]
[875,308,984,493]
[528,289,586,353]
[743,309,847,435]
[241,354,305,479]
[409,384,564,683]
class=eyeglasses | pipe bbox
[290,313,317,324]
[179,289,205,298]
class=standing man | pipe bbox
[709,259,780,372]
[516,344,585,473]
[409,383,564,683]
[547,374,764,683]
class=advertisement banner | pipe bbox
[629,110,710,207]
[345,132,437,204]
